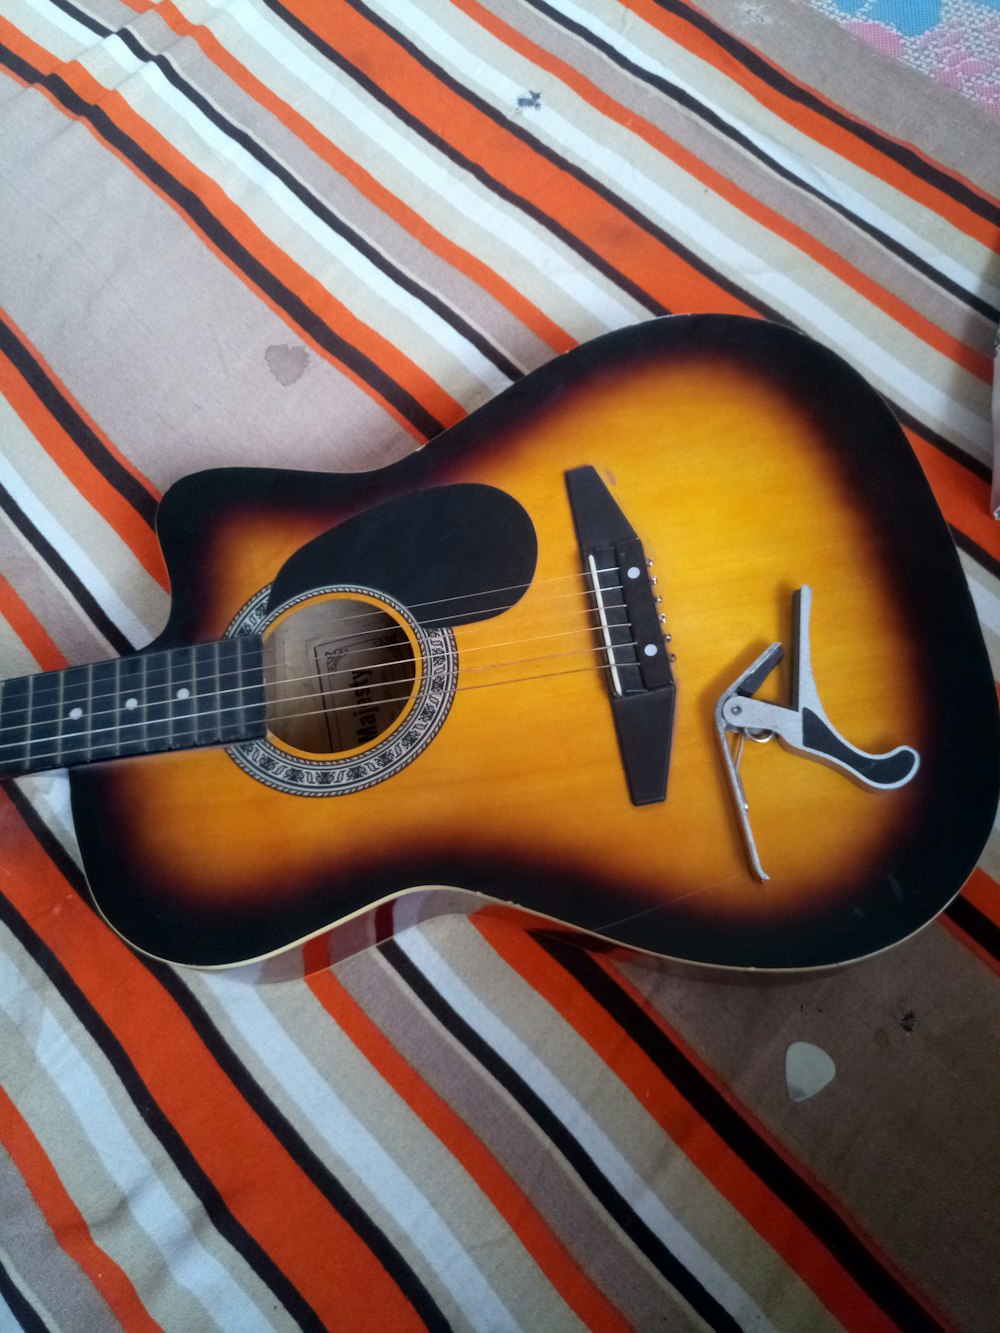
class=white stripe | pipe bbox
[0,451,152,647]
[533,0,1000,310]
[378,0,992,457]
[13,0,99,55]
[0,1290,23,1332]
[91,36,511,398]
[960,551,1000,640]
[12,770,82,867]
[200,973,528,1333]
[0,953,275,1333]
[176,0,641,330]
[397,927,777,1333]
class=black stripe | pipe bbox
[92,23,525,387]
[0,1258,49,1333]
[0,901,330,1332]
[380,937,745,1331]
[46,0,105,38]
[0,44,444,442]
[336,0,789,325]
[950,525,1000,584]
[895,407,992,486]
[258,0,692,323]
[0,485,134,657]
[525,0,999,322]
[145,962,453,1332]
[657,0,1000,230]
[537,936,944,1331]
[946,894,1000,962]
[0,313,158,528]
[2,784,448,1333]
[0,786,325,1333]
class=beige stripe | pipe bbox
[2,398,168,642]
[387,0,991,459]
[538,0,998,306]
[619,920,1000,1331]
[0,942,280,1331]
[698,0,1000,194]
[0,1143,124,1332]
[2,513,126,663]
[113,9,555,378]
[470,0,995,361]
[0,89,409,482]
[165,0,649,338]
[76,43,517,404]
[184,967,590,1332]
[406,916,846,1332]
[337,934,739,1332]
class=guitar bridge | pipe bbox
[565,466,677,805]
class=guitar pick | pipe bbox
[785,1042,836,1102]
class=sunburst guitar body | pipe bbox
[2,316,996,972]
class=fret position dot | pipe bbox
[68,707,83,721]
[124,697,138,710]
[176,687,190,700]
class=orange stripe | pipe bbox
[473,915,927,1332]
[280,0,757,320]
[597,948,955,1327]
[61,57,461,434]
[0,319,166,589]
[0,1086,164,1333]
[0,21,460,441]
[140,0,574,358]
[619,0,999,247]
[938,913,1000,979]
[0,792,429,1331]
[0,579,67,671]
[0,309,161,505]
[959,867,1000,929]
[306,967,632,1332]
[904,426,1000,557]
[447,0,990,383]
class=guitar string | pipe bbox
[0,572,628,708]
[250,581,628,654]
[0,588,644,732]
[0,560,667,762]
[0,626,632,752]
[1,650,638,764]
[255,564,624,626]
[0,580,651,752]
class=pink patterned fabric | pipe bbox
[808,0,1000,118]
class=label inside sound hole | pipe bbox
[310,624,413,752]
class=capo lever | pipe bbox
[716,586,920,881]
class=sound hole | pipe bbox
[263,596,417,756]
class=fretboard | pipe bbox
[0,637,267,781]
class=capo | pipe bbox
[715,586,920,881]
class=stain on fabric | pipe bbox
[265,344,310,386]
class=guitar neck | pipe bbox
[0,637,267,780]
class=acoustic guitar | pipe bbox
[2,316,996,973]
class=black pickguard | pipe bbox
[267,483,537,625]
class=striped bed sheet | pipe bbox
[0,0,998,1329]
